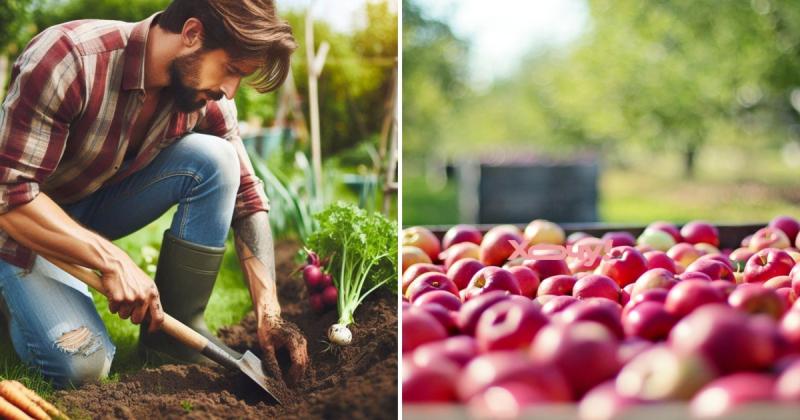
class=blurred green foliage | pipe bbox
[0,0,36,54]
[403,0,800,178]
[2,0,397,161]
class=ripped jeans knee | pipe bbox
[49,326,115,388]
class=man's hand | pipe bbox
[100,247,165,333]
[258,314,309,385]
[233,211,309,386]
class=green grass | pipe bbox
[403,148,800,227]
[0,208,252,396]
[401,173,459,227]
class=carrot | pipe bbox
[9,381,67,420]
[0,395,34,420]
[0,381,49,420]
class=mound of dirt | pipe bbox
[54,241,398,419]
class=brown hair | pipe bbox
[159,0,297,93]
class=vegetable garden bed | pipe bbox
[53,240,398,419]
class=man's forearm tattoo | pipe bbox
[233,211,277,285]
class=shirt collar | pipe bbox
[122,12,160,91]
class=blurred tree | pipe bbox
[0,0,35,53]
[0,0,35,97]
[412,0,800,178]
[402,0,469,161]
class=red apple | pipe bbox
[523,259,571,280]
[524,219,565,245]
[677,271,712,282]
[507,266,540,299]
[530,322,621,398]
[476,300,548,352]
[791,263,800,296]
[458,352,572,402]
[566,231,592,246]
[667,242,704,269]
[685,258,735,282]
[643,250,677,273]
[602,231,636,248]
[403,246,432,273]
[468,381,549,418]
[622,301,677,341]
[728,283,785,319]
[664,280,725,318]
[627,289,669,315]
[694,242,721,255]
[412,289,462,312]
[557,299,625,339]
[770,215,800,245]
[669,304,776,373]
[637,229,676,252]
[417,302,459,334]
[749,226,791,252]
[403,226,441,262]
[646,221,682,243]
[596,246,648,287]
[568,237,608,273]
[402,263,445,294]
[632,268,679,297]
[413,335,479,368]
[696,253,736,272]
[781,309,800,352]
[464,267,521,300]
[446,258,485,290]
[729,247,756,270]
[741,234,753,248]
[617,338,653,366]
[537,274,577,296]
[402,355,459,403]
[578,381,646,420]
[406,272,460,302]
[403,305,448,353]
[457,291,511,335]
[480,227,524,267]
[680,221,719,247]
[439,242,481,269]
[690,373,776,418]
[541,295,579,317]
[620,284,632,306]
[743,248,795,283]
[777,287,796,309]
[710,279,736,298]
[615,344,717,401]
[535,294,556,307]
[573,274,621,302]
[442,224,483,250]
[776,359,800,401]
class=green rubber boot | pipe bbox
[138,230,238,365]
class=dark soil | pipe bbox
[54,240,398,419]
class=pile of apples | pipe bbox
[402,216,800,418]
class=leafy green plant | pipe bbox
[305,201,397,344]
[248,147,321,240]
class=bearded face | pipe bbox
[166,49,225,113]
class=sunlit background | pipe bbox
[403,0,800,227]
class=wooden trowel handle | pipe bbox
[46,256,208,352]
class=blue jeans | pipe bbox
[0,133,240,388]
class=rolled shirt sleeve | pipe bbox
[0,29,84,214]
[196,97,270,222]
